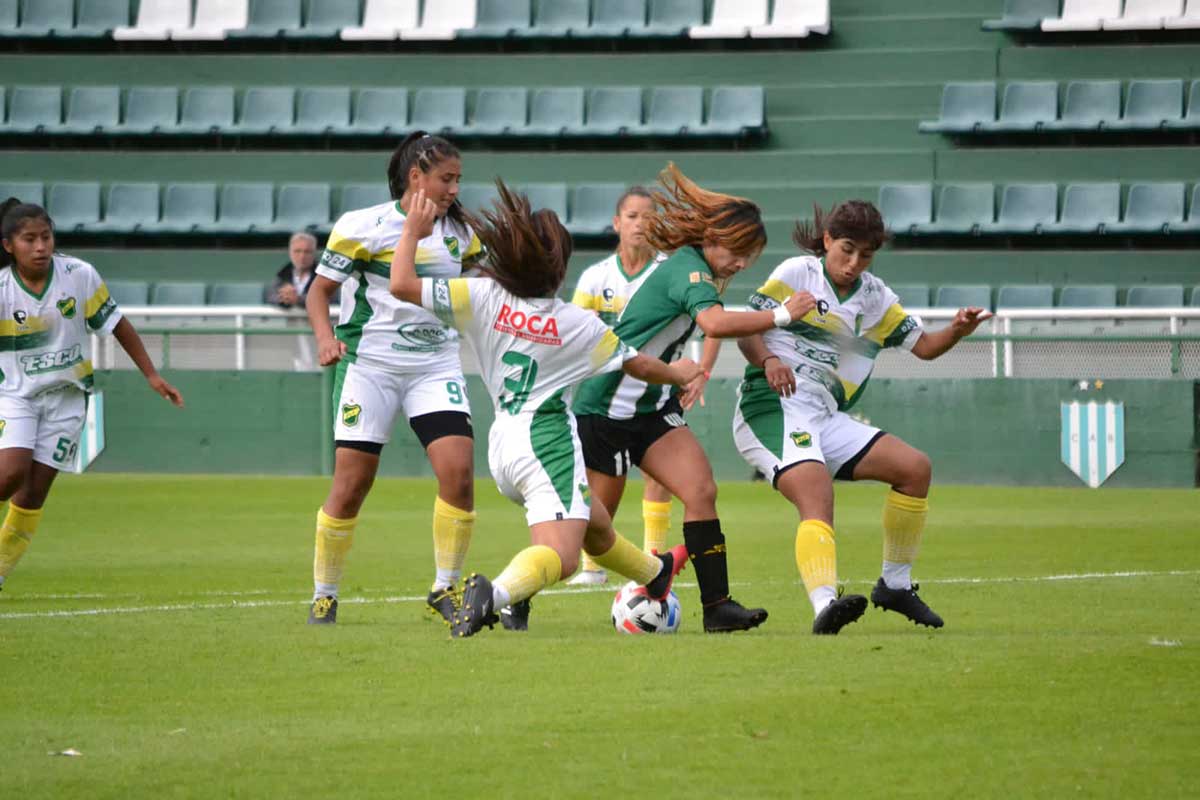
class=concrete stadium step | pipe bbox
[767,115,933,149]
[935,146,1200,182]
[828,16,1004,50]
[835,0,998,17]
[767,83,944,117]
[1000,44,1200,81]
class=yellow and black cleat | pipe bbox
[426,587,459,626]
[450,573,499,638]
[307,595,338,625]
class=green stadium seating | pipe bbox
[521,183,569,219]
[272,183,331,232]
[107,280,150,306]
[1044,183,1120,234]
[935,285,992,310]
[212,182,274,232]
[400,0,474,40]
[1111,79,1184,131]
[95,183,159,231]
[640,85,703,135]
[7,86,62,133]
[574,0,647,37]
[1048,80,1120,131]
[982,0,1059,29]
[346,87,408,136]
[120,87,179,134]
[338,183,390,216]
[1059,285,1118,307]
[0,0,16,36]
[1191,286,1200,306]
[294,87,351,134]
[228,0,302,37]
[1109,182,1185,234]
[584,87,642,135]
[698,86,765,136]
[878,184,933,234]
[468,88,527,135]
[235,87,295,134]
[0,182,43,206]
[114,0,189,39]
[988,81,1058,132]
[209,282,267,305]
[1176,184,1200,232]
[983,183,1058,234]
[457,182,501,213]
[1168,80,1200,130]
[151,281,208,305]
[566,183,625,235]
[150,183,218,233]
[60,86,120,134]
[14,0,73,36]
[997,285,1054,308]
[919,183,994,235]
[518,0,588,37]
[286,0,361,38]
[61,0,131,37]
[178,87,235,135]
[340,0,415,39]
[526,87,586,136]
[918,83,995,134]
[409,88,466,135]
[1126,285,1184,306]
[892,285,930,308]
[629,0,702,36]
[459,0,531,37]
[47,182,101,231]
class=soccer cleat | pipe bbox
[426,587,458,626]
[811,593,868,635]
[451,573,499,638]
[307,595,338,624]
[870,578,944,628]
[702,597,769,633]
[643,544,689,601]
[499,598,531,632]
[565,568,608,586]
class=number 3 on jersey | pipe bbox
[498,351,538,415]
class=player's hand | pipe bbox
[764,356,795,397]
[148,374,184,408]
[669,358,705,388]
[783,291,817,322]
[950,307,993,337]
[407,189,438,240]
[317,336,347,366]
[679,370,710,411]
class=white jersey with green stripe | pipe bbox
[0,254,120,398]
[317,201,483,373]
[569,251,665,327]
[746,256,922,412]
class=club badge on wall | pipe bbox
[1060,400,1124,488]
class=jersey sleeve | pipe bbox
[746,260,800,311]
[462,229,486,270]
[864,285,923,351]
[82,263,122,336]
[421,277,477,331]
[667,266,723,319]
[580,311,637,376]
[317,214,374,284]
[570,267,602,312]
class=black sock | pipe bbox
[683,519,729,606]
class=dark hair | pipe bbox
[387,131,468,233]
[465,179,573,299]
[644,163,766,257]
[0,198,54,269]
[792,200,887,256]
[615,185,653,215]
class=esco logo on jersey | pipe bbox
[493,304,562,346]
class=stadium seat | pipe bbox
[1163,0,1200,26]
[178,86,235,135]
[567,184,625,234]
[294,87,351,134]
[1110,80,1183,130]
[346,87,409,135]
[639,85,703,134]
[697,86,765,136]
[1126,284,1184,306]
[983,183,1058,234]
[1049,80,1121,131]
[287,0,361,37]
[982,0,1059,30]
[409,88,466,135]
[526,88,586,136]
[1102,0,1183,29]
[47,183,101,232]
[106,280,150,306]
[1108,182,1185,234]
[918,184,994,235]
[629,0,702,36]
[934,285,992,310]
[517,0,587,37]
[1043,182,1120,234]
[114,0,190,39]
[151,282,208,305]
[1042,0,1121,30]
[878,184,933,234]
[0,0,16,36]
[918,83,996,134]
[401,0,475,39]
[95,182,160,232]
[468,88,527,135]
[6,86,62,134]
[61,0,131,38]
[272,182,332,231]
[689,0,767,38]
[172,0,247,38]
[892,285,930,309]
[0,181,44,207]
[583,87,642,135]
[227,0,302,37]
[457,182,500,212]
[997,285,1054,309]
[59,86,120,134]
[572,0,645,37]
[209,282,267,305]
[210,182,274,232]
[338,183,390,216]
[987,81,1058,132]
[1177,184,1200,232]
[1167,81,1200,130]
[458,0,529,36]
[1059,285,1118,307]
[12,0,73,36]
[520,183,569,219]
[340,0,417,39]
[1190,286,1200,305]
[120,87,179,134]
[750,0,830,38]
[150,183,218,233]
[234,87,295,135]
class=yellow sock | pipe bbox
[313,508,356,599]
[881,490,928,589]
[0,502,43,582]
[591,531,661,585]
[795,519,838,611]
[432,497,475,591]
[579,551,603,573]
[494,545,562,605]
[642,499,671,554]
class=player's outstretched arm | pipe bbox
[306,276,346,366]
[910,307,994,361]
[694,291,817,339]
[623,355,703,388]
[112,317,184,407]
[389,189,438,305]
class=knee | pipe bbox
[329,476,374,517]
[682,477,718,513]
[438,461,474,507]
[0,468,28,503]
[902,450,933,494]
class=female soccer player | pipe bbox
[389,183,701,638]
[733,201,991,634]
[305,132,483,625]
[0,199,183,592]
[572,164,816,633]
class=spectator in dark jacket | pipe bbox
[269,232,318,307]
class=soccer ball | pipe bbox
[611,581,682,634]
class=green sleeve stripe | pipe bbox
[430,279,455,327]
[882,316,920,349]
[86,298,118,331]
[319,250,367,275]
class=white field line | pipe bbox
[1,569,1197,621]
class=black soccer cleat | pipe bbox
[451,573,499,638]
[499,598,531,632]
[870,578,944,628]
[702,597,769,633]
[307,595,338,625]
[811,593,868,635]
[644,544,689,601]
[426,587,458,626]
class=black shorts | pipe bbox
[335,410,473,456]
[576,397,688,477]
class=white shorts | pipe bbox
[332,360,471,444]
[488,413,591,527]
[0,387,87,469]
[733,380,883,486]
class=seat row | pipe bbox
[108,280,270,306]
[893,283,1200,310]
[0,0,829,41]
[985,0,1200,30]
[0,180,638,237]
[0,84,765,140]
[879,181,1200,236]
[921,79,1200,135]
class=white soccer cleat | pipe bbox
[566,569,608,586]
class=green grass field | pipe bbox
[2,476,1197,798]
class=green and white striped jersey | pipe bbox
[0,254,120,398]
[745,256,922,412]
[572,246,721,420]
[569,251,664,326]
[317,201,483,373]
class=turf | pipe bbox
[2,476,1198,799]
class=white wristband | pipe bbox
[772,305,792,328]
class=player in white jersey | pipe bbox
[390,184,701,638]
[0,199,183,592]
[734,201,991,634]
[304,132,485,626]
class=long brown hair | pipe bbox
[643,163,766,256]
[465,179,573,299]
[793,200,887,256]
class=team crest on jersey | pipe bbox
[578,482,591,506]
[57,297,77,319]
[341,403,362,427]
[443,236,461,259]
[689,271,715,285]
[791,430,812,448]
